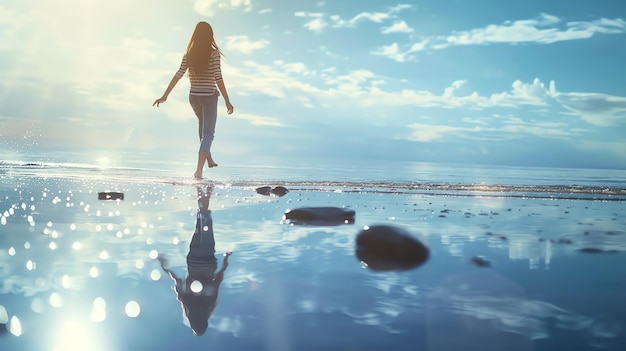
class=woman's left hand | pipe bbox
[225,101,234,115]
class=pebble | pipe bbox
[355,224,429,271]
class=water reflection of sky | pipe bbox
[1,177,625,350]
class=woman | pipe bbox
[154,21,234,179]
[158,186,231,336]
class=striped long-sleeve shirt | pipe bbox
[176,50,223,96]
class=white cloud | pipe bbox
[374,13,626,61]
[407,123,468,142]
[407,115,575,143]
[348,12,390,25]
[174,51,626,130]
[232,112,285,127]
[304,18,327,33]
[295,12,327,32]
[382,20,414,34]
[370,42,407,62]
[226,35,269,54]
[193,0,252,16]
[297,4,414,31]
[554,91,626,126]
[443,80,467,98]
[488,78,553,107]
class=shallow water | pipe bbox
[1,166,626,350]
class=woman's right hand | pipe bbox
[153,96,167,107]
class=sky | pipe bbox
[0,0,625,170]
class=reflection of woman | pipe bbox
[158,186,231,336]
[153,21,234,179]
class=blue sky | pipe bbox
[1,0,625,169]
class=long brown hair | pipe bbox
[185,21,224,76]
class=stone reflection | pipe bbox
[356,225,430,271]
[158,186,231,336]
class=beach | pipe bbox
[1,164,625,350]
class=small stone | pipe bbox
[355,225,429,272]
[270,186,289,197]
[256,186,289,197]
[255,186,272,196]
[470,256,491,267]
[283,207,355,225]
[98,192,124,200]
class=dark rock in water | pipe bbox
[283,206,355,226]
[255,186,272,196]
[557,238,573,244]
[98,192,124,200]
[256,186,289,197]
[579,248,619,254]
[470,256,491,267]
[270,186,289,197]
[355,225,429,271]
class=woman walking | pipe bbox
[154,21,234,179]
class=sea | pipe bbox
[1,155,625,350]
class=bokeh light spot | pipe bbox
[125,301,140,318]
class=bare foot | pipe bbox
[194,172,202,179]
[207,154,218,168]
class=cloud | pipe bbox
[232,112,285,127]
[226,35,269,54]
[382,20,414,34]
[406,109,576,143]
[193,0,252,16]
[374,13,626,61]
[429,288,615,341]
[407,124,468,142]
[553,91,626,126]
[297,4,414,32]
[295,12,327,33]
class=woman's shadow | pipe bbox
[158,185,231,336]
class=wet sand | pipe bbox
[1,175,625,350]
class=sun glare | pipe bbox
[52,320,107,351]
[95,157,112,169]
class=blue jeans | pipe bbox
[189,93,219,154]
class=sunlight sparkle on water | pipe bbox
[61,275,73,289]
[49,292,63,307]
[72,241,82,251]
[89,266,99,278]
[91,297,107,323]
[53,320,106,351]
[99,251,110,260]
[0,305,7,324]
[125,301,140,318]
[190,280,203,293]
[9,315,22,337]
[150,269,161,281]
[95,156,112,169]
